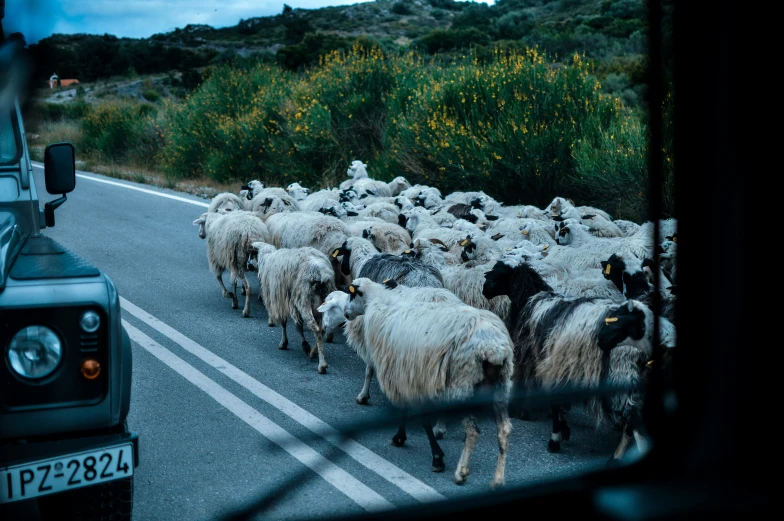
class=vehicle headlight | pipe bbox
[7,326,63,379]
[80,310,101,333]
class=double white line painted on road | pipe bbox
[31,162,209,208]
[121,297,446,507]
[122,320,392,513]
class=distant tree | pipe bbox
[283,4,293,14]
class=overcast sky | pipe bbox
[3,1,494,43]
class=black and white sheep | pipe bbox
[482,259,676,454]
[334,236,444,288]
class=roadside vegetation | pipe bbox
[22,0,674,221]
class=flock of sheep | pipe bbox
[192,160,678,488]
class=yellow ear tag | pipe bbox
[382,279,390,283]
[460,239,469,246]
[604,264,611,275]
[404,249,411,254]
[542,244,548,250]
[605,317,618,324]
[332,250,339,258]
[672,236,677,243]
[517,213,523,218]
[646,360,654,367]
[349,286,355,293]
[521,230,528,235]
[285,187,290,191]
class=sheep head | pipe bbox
[598,301,647,352]
[193,212,209,239]
[316,291,351,334]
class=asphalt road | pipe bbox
[15,164,621,520]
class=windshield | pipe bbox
[2,1,679,520]
[0,110,20,165]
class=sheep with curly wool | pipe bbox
[208,192,246,214]
[356,202,402,224]
[613,219,641,237]
[318,279,460,427]
[555,220,655,260]
[239,179,265,201]
[344,277,514,487]
[333,236,444,288]
[250,242,336,374]
[264,211,350,288]
[361,222,412,254]
[482,259,675,454]
[192,210,270,317]
[401,185,443,209]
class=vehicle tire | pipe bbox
[37,476,133,521]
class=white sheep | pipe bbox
[285,182,311,201]
[555,220,655,260]
[344,278,514,487]
[192,210,270,317]
[361,222,412,254]
[208,192,245,214]
[250,242,336,374]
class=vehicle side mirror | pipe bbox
[44,142,76,194]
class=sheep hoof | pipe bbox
[489,478,504,490]
[391,434,406,447]
[561,424,571,441]
[301,341,311,353]
[317,365,327,375]
[433,427,446,440]
[241,289,246,296]
[278,342,288,350]
[242,310,251,318]
[431,453,445,473]
[226,291,235,299]
[547,440,561,453]
[356,395,370,405]
[268,322,275,327]
[325,332,334,343]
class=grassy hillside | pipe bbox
[28,0,658,109]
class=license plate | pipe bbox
[0,443,133,504]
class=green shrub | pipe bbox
[36,101,91,121]
[391,2,413,15]
[81,102,161,166]
[384,50,620,207]
[415,28,491,54]
[142,89,161,102]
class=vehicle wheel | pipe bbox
[38,476,133,521]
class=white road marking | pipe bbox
[120,297,445,503]
[31,162,209,208]
[122,320,393,513]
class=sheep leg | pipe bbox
[547,405,563,453]
[325,331,334,343]
[305,312,328,374]
[490,401,511,489]
[295,320,311,355]
[391,411,407,447]
[632,429,650,456]
[241,275,252,318]
[433,418,447,439]
[611,423,634,462]
[356,364,374,405]
[424,418,446,473]
[278,318,289,350]
[216,273,234,299]
[559,407,571,441]
[453,416,479,484]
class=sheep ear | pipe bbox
[486,215,499,221]
[193,214,207,225]
[347,211,358,216]
[568,199,575,205]
[316,302,331,313]
[491,233,504,240]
